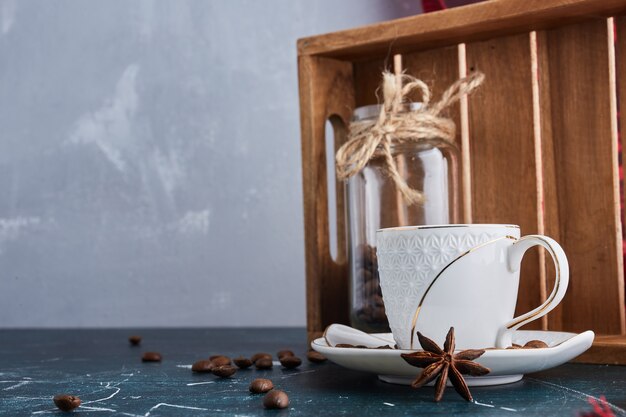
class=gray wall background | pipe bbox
[0,0,421,327]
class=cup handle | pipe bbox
[495,235,569,348]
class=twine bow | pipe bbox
[335,71,485,205]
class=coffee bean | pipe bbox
[191,360,214,373]
[210,355,231,366]
[307,351,327,363]
[335,343,355,348]
[364,280,380,295]
[376,345,393,349]
[233,356,253,369]
[523,340,549,349]
[249,378,274,393]
[250,352,272,363]
[128,335,142,346]
[279,356,301,369]
[53,394,81,412]
[211,365,237,378]
[263,390,289,409]
[277,350,294,359]
[506,343,523,349]
[255,358,273,370]
[142,352,162,362]
[371,307,387,322]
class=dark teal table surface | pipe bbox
[0,328,625,416]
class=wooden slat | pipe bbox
[538,20,624,335]
[299,56,355,341]
[298,0,626,59]
[536,30,564,331]
[573,335,626,364]
[353,46,464,221]
[617,16,626,335]
[466,34,543,329]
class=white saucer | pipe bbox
[311,328,594,386]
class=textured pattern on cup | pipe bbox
[376,226,517,349]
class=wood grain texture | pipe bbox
[465,34,543,329]
[535,30,564,331]
[299,56,354,341]
[617,16,626,335]
[538,20,624,335]
[353,46,464,220]
[573,335,626,364]
[298,0,626,59]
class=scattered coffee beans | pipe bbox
[212,365,237,378]
[249,378,274,393]
[335,343,355,348]
[524,340,549,349]
[210,355,231,366]
[128,335,142,346]
[255,358,273,370]
[279,355,301,369]
[307,351,327,363]
[263,390,289,409]
[233,356,253,369]
[277,350,294,359]
[251,352,272,363]
[191,360,214,373]
[142,352,162,362]
[53,394,81,412]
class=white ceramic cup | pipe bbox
[376,224,569,350]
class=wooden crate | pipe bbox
[298,0,626,364]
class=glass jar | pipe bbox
[347,103,461,333]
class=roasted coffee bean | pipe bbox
[263,390,289,409]
[251,352,272,363]
[277,350,294,359]
[233,356,253,369]
[335,343,355,348]
[210,355,231,366]
[191,360,214,373]
[523,340,549,349]
[355,345,368,349]
[371,307,387,322]
[353,244,390,332]
[307,351,327,363]
[279,355,301,369]
[507,343,523,349]
[212,365,237,378]
[142,352,162,362]
[128,335,142,346]
[371,294,384,307]
[53,394,81,412]
[255,358,273,370]
[376,345,393,349]
[364,280,381,295]
[249,378,274,393]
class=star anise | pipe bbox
[400,327,490,402]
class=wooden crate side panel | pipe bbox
[539,20,624,334]
[299,56,354,339]
[465,34,544,329]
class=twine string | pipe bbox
[335,70,485,205]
